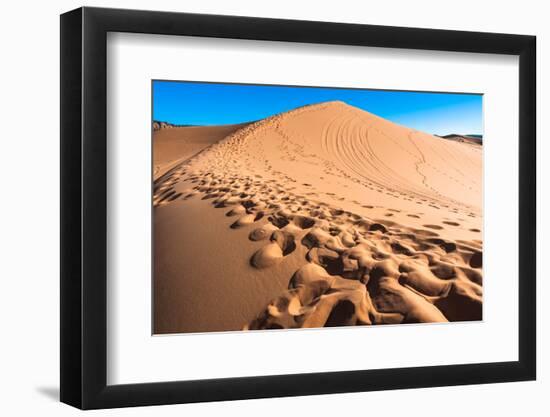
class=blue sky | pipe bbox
[153,80,483,136]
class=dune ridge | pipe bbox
[153,101,482,332]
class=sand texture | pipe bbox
[153,122,248,179]
[153,101,482,334]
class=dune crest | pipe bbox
[153,100,482,332]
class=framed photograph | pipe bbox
[60,6,536,409]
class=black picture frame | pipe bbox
[60,6,536,410]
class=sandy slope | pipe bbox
[153,101,483,333]
[153,123,248,179]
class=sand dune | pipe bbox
[439,133,483,146]
[153,101,482,333]
[153,122,248,179]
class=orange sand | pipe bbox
[153,101,482,333]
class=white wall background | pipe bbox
[0,0,546,415]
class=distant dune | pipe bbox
[153,101,482,334]
[153,122,249,178]
[438,133,483,146]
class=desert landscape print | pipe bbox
[152,81,483,334]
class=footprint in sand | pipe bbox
[230,212,264,228]
[168,192,182,202]
[469,251,482,268]
[251,231,296,268]
[267,215,290,228]
[423,224,443,230]
[226,205,247,216]
[249,223,278,241]
[369,223,388,233]
[442,221,460,226]
[291,215,316,229]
